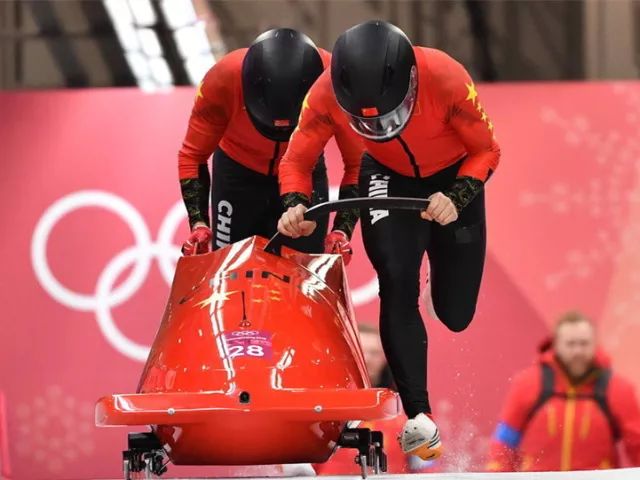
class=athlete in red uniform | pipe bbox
[178,28,352,257]
[277,21,501,460]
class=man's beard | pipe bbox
[556,355,595,383]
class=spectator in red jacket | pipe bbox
[315,323,434,475]
[487,311,640,472]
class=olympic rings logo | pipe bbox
[30,190,379,363]
[230,331,260,336]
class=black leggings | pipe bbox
[359,155,486,418]
[211,148,329,253]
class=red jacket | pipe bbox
[487,346,640,471]
[279,46,501,198]
[178,48,331,180]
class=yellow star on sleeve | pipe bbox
[481,111,488,122]
[296,92,311,124]
[488,121,494,131]
[195,81,204,100]
[300,91,311,115]
[476,102,483,113]
[465,82,478,105]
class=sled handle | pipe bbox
[264,196,429,255]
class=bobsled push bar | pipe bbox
[265,196,429,254]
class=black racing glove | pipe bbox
[332,185,359,239]
[444,176,484,212]
[282,191,311,209]
[179,164,211,229]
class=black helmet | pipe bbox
[242,28,324,142]
[331,21,417,141]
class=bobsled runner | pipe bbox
[95,197,428,479]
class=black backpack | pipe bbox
[524,364,621,441]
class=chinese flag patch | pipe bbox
[361,107,379,117]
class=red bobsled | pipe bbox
[95,198,425,479]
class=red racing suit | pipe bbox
[178,47,331,232]
[279,46,500,205]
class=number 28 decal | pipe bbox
[228,345,265,358]
[222,330,273,359]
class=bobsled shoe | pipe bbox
[399,413,442,460]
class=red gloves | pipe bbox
[182,225,213,256]
[324,230,352,265]
[182,226,351,261]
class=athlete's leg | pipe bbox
[427,189,486,332]
[359,155,431,418]
[210,149,272,249]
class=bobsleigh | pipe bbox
[95,198,427,479]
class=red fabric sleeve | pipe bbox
[487,368,539,472]
[279,84,334,197]
[334,124,363,187]
[279,72,363,197]
[317,49,364,188]
[486,443,519,472]
[177,53,237,180]
[318,48,331,69]
[498,369,541,433]
[608,376,640,466]
[443,60,501,182]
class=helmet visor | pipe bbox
[347,66,417,141]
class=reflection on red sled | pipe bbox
[95,198,427,479]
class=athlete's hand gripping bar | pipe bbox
[265,197,429,255]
